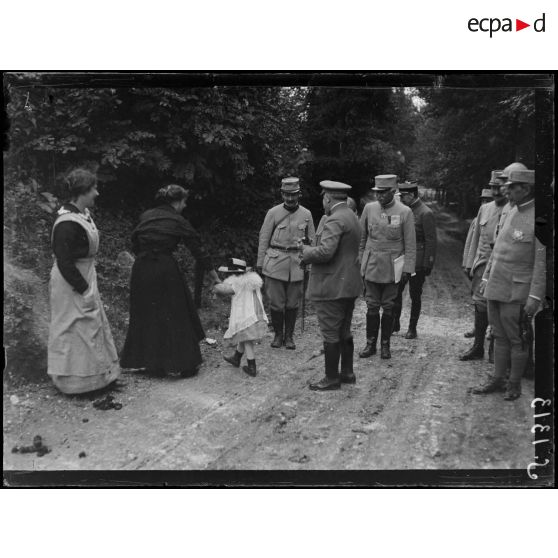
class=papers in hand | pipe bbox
[393,255,405,283]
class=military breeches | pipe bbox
[394,269,426,321]
[487,300,528,383]
[265,277,302,311]
[314,298,356,343]
[364,281,398,316]
[471,264,487,312]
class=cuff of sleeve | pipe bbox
[528,294,541,301]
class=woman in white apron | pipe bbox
[48,168,121,394]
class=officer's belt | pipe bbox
[270,244,299,252]
[367,239,404,249]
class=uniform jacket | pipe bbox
[409,198,436,269]
[494,201,514,242]
[359,198,416,283]
[301,203,362,301]
[462,217,477,268]
[483,198,545,304]
[466,201,505,272]
[257,203,315,282]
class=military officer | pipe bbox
[472,169,545,400]
[392,182,437,338]
[359,174,416,360]
[459,170,508,361]
[300,181,362,391]
[257,177,315,350]
[462,189,494,338]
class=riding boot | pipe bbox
[359,312,380,358]
[309,342,341,390]
[405,316,418,339]
[459,307,487,360]
[380,313,393,359]
[283,308,297,350]
[340,337,356,384]
[270,310,284,348]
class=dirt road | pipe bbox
[3,207,536,473]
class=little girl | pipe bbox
[214,258,268,377]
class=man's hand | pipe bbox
[479,279,487,295]
[400,272,411,286]
[524,297,540,319]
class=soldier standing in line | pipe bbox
[392,182,437,339]
[257,177,315,350]
[472,169,545,400]
[359,174,416,360]
[462,189,493,338]
[300,181,362,391]
[459,170,508,361]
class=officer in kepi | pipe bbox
[300,181,362,391]
[359,174,416,360]
[392,181,437,339]
[459,169,508,361]
[472,169,545,401]
[257,177,315,350]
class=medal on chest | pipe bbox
[511,229,524,241]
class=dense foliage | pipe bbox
[410,88,535,216]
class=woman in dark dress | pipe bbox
[121,185,220,377]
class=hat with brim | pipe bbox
[505,169,535,186]
[218,258,248,273]
[319,180,352,193]
[372,174,398,192]
[488,170,505,186]
[280,177,300,193]
[480,189,493,199]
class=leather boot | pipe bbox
[223,350,243,368]
[459,307,487,360]
[359,312,380,358]
[242,359,257,377]
[405,317,418,339]
[471,375,506,394]
[464,328,475,338]
[504,381,521,401]
[283,308,297,350]
[380,313,393,359]
[270,310,284,348]
[309,342,341,390]
[340,337,356,384]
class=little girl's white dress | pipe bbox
[223,272,268,344]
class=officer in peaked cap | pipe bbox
[300,181,362,390]
[257,177,315,350]
[473,168,545,401]
[460,169,508,362]
[359,174,416,360]
[392,181,437,339]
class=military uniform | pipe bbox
[301,181,361,390]
[474,169,545,400]
[459,171,507,361]
[359,175,416,359]
[257,177,315,349]
[392,186,436,338]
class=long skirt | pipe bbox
[120,252,205,375]
[48,258,121,394]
